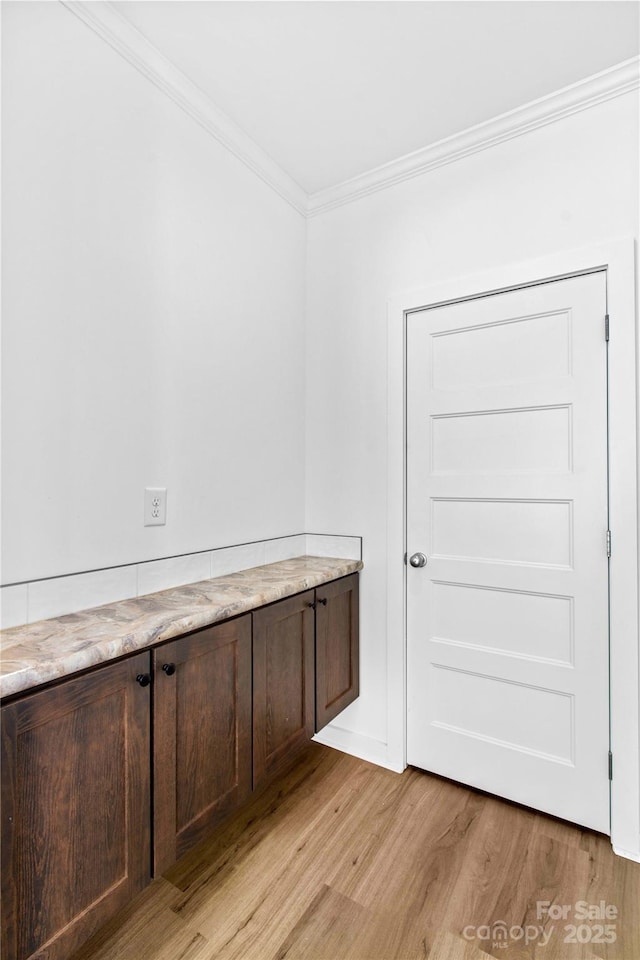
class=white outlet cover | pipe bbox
[144,487,167,526]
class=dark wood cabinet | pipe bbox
[252,574,360,788]
[1,570,359,960]
[315,572,359,731]
[252,590,316,790]
[152,615,252,875]
[1,652,151,960]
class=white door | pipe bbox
[406,272,610,832]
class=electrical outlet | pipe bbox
[144,487,167,526]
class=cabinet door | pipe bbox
[152,615,252,875]
[315,573,360,731]
[1,652,151,960]
[253,591,315,791]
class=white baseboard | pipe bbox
[313,724,405,774]
[612,844,640,863]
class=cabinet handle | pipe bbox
[162,663,176,676]
[306,601,317,610]
[136,673,151,687]
[317,597,327,605]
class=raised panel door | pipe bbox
[407,272,610,831]
[152,615,252,875]
[252,592,315,791]
[1,653,150,960]
[315,574,359,731]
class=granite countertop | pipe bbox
[0,555,363,700]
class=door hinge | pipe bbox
[605,314,610,342]
[606,529,612,558]
[608,751,613,780]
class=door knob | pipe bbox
[409,552,428,568]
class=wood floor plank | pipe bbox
[271,886,429,960]
[331,767,486,951]
[424,930,502,960]
[482,832,592,960]
[69,745,640,960]
[166,743,347,893]
[270,884,368,960]
[69,878,209,960]
[438,793,537,932]
[174,766,399,959]
[573,830,640,960]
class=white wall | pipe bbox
[2,5,638,786]
[1,1,306,585]
[306,92,639,769]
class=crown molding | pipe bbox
[59,2,638,221]
[306,56,640,217]
[60,0,308,216]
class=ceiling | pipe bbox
[113,1,639,195]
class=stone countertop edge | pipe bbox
[0,555,363,700]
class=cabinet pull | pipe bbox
[306,601,317,610]
[317,597,327,606]
[162,663,176,676]
[136,673,151,687]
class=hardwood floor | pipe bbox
[71,744,640,960]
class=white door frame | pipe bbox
[386,238,639,860]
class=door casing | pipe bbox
[386,238,638,860]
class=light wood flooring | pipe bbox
[71,744,640,960]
